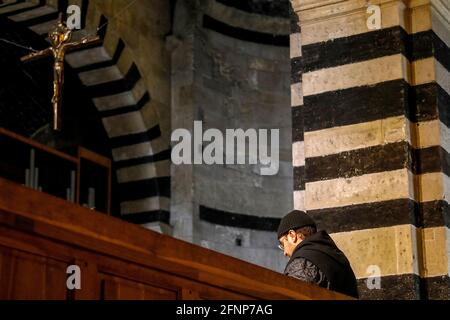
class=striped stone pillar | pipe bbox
[291,0,450,299]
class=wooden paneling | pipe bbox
[0,246,68,300]
[101,274,178,300]
[0,178,352,300]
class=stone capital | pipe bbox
[290,0,431,24]
[291,0,430,11]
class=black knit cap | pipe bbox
[277,210,317,239]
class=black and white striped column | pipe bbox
[291,0,450,299]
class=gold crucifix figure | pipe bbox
[21,13,101,131]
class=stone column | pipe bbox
[291,0,450,299]
[168,0,197,243]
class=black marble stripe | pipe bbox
[357,274,421,300]
[408,30,435,61]
[408,82,440,123]
[289,3,300,33]
[305,143,448,182]
[304,81,449,133]
[309,199,419,234]
[309,197,450,232]
[291,57,301,84]
[86,63,141,98]
[434,32,450,73]
[199,205,281,232]
[65,41,103,55]
[306,142,411,183]
[73,59,115,74]
[121,210,170,225]
[292,106,303,142]
[293,166,304,191]
[304,80,407,132]
[298,28,448,77]
[112,39,126,61]
[414,146,450,177]
[99,92,151,118]
[216,0,289,18]
[202,14,289,47]
[109,124,161,149]
[303,80,447,132]
[420,200,450,229]
[80,0,88,29]
[72,39,125,74]
[420,275,450,300]
[442,147,450,177]
[97,14,108,40]
[58,0,68,12]
[438,85,450,129]
[300,27,408,75]
[114,148,171,170]
[119,176,170,202]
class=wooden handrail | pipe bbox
[0,178,352,300]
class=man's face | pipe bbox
[278,230,304,257]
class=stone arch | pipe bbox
[0,0,171,227]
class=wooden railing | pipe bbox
[0,178,350,300]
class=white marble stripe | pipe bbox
[78,66,124,86]
[102,111,147,138]
[305,116,406,158]
[444,172,450,203]
[442,123,450,159]
[29,19,57,35]
[121,196,170,215]
[93,92,136,112]
[291,82,303,106]
[290,33,302,58]
[436,60,450,96]
[330,224,420,279]
[66,46,111,68]
[111,137,169,162]
[303,117,449,159]
[302,55,436,98]
[305,169,447,211]
[409,119,450,155]
[116,160,170,183]
[0,1,41,15]
[293,190,305,212]
[292,141,305,167]
[303,54,408,97]
[9,6,56,22]
[299,3,406,45]
[431,0,450,49]
[295,0,430,46]
[305,169,413,211]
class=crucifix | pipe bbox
[21,13,101,131]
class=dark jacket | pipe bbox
[285,230,359,298]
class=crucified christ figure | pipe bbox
[21,13,101,131]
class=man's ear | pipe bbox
[291,230,304,242]
[287,230,297,243]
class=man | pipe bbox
[277,210,359,298]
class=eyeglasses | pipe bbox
[278,237,286,251]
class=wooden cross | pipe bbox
[21,13,101,131]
